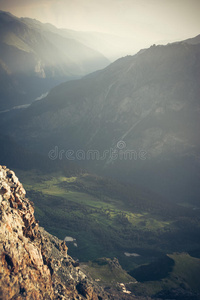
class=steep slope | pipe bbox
[1,165,152,300]
[5,35,200,203]
[0,165,104,299]
[0,11,109,110]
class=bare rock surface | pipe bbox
[0,165,102,300]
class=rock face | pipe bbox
[0,165,102,299]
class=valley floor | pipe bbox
[14,169,200,299]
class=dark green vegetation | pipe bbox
[128,253,200,299]
[129,255,175,282]
[14,168,200,298]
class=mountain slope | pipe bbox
[21,17,141,61]
[0,11,109,110]
[0,165,102,299]
[1,165,156,300]
[6,35,200,203]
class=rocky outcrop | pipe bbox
[0,165,103,299]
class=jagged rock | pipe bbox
[0,165,104,300]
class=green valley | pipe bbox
[14,168,200,299]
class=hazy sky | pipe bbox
[0,0,199,45]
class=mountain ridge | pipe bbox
[0,10,110,110]
[6,34,200,203]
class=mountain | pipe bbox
[0,165,99,299]
[6,34,200,204]
[0,11,109,110]
[1,164,156,300]
[21,17,139,62]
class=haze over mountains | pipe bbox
[0,11,110,110]
[1,8,200,299]
[60,29,139,61]
[6,33,200,205]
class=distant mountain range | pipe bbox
[21,17,139,62]
[0,11,110,110]
[2,32,200,204]
[59,28,139,61]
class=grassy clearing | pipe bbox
[168,253,200,292]
[16,170,171,260]
[81,258,134,284]
[39,174,171,231]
